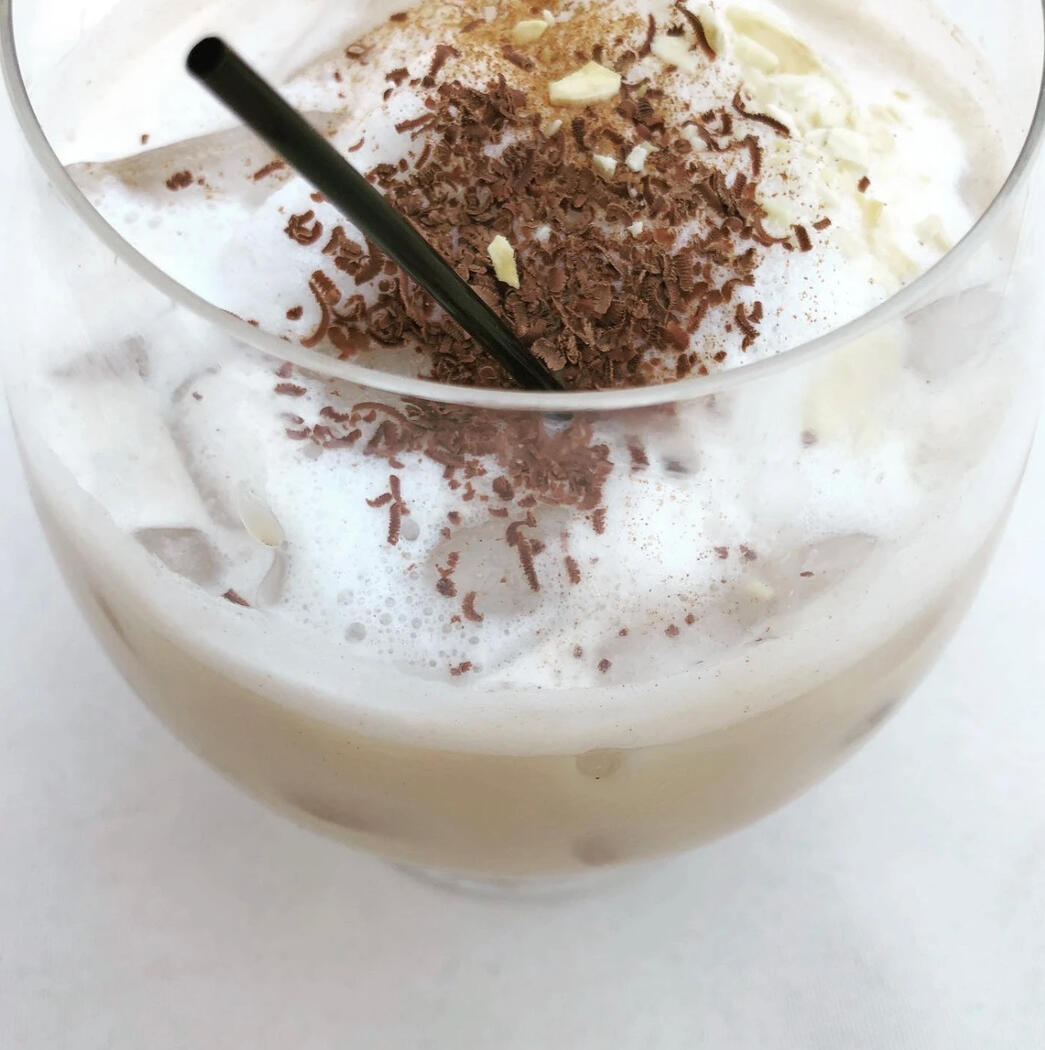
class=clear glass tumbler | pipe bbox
[2,0,1043,883]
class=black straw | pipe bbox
[187,37,562,392]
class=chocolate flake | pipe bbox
[252,160,286,182]
[462,591,484,622]
[502,45,535,71]
[733,92,790,137]
[677,2,716,59]
[222,589,250,607]
[565,556,582,584]
[165,170,194,191]
[423,43,460,86]
[639,14,657,56]
[285,210,324,246]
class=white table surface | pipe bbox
[2,133,1044,1050]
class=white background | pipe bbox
[2,84,1045,1050]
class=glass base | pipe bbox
[393,861,641,901]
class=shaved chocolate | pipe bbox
[792,224,812,252]
[638,14,657,56]
[858,175,871,193]
[733,92,790,138]
[462,591,484,622]
[423,43,460,87]
[222,589,250,607]
[165,170,194,191]
[677,2,716,59]
[285,210,324,246]
[502,45,535,71]
[252,160,286,181]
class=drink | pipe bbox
[4,0,1043,879]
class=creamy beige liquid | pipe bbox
[26,440,1009,877]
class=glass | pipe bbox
[2,0,1043,884]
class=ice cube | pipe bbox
[135,527,222,585]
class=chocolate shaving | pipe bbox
[638,14,657,56]
[165,171,193,191]
[222,589,250,607]
[677,3,716,59]
[462,591,484,622]
[502,45,535,71]
[252,160,286,182]
[733,92,790,138]
[565,556,582,585]
[285,210,324,246]
[423,43,460,86]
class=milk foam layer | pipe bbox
[13,0,1032,752]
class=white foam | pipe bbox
[13,0,1030,752]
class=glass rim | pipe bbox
[3,0,1045,412]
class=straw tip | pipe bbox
[187,37,228,78]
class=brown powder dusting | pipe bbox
[598,659,612,674]
[666,624,680,637]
